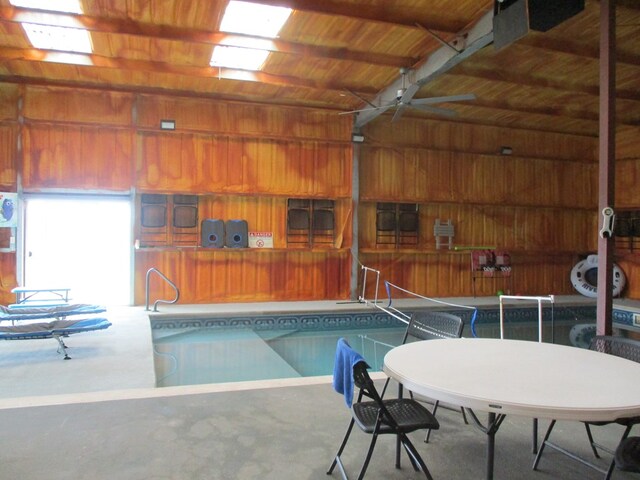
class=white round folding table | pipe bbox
[383,338,640,479]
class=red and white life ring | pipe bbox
[570,254,626,298]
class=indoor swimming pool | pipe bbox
[150,304,599,388]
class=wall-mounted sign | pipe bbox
[248,232,273,248]
[0,192,17,228]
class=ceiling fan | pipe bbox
[341,67,476,123]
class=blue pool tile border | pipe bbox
[149,304,608,332]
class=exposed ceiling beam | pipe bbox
[354,9,494,128]
[0,74,352,112]
[450,63,640,102]
[246,0,473,32]
[0,7,416,69]
[519,34,640,69]
[0,46,379,96]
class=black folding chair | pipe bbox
[327,339,440,480]
[533,336,640,479]
[615,436,640,473]
[400,311,467,443]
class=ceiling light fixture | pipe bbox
[500,146,513,155]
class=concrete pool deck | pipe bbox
[0,296,639,479]
[0,295,636,405]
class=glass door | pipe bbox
[23,195,132,305]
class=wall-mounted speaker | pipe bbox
[201,219,225,248]
[493,0,584,50]
[225,220,248,248]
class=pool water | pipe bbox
[150,303,601,387]
[153,326,405,387]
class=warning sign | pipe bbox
[248,232,273,248]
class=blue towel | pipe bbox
[333,338,369,408]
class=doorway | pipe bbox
[23,195,132,305]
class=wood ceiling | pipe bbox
[0,0,639,138]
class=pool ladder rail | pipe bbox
[145,268,180,312]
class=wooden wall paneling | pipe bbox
[242,137,294,194]
[0,251,17,305]
[134,249,176,305]
[23,124,133,190]
[136,95,230,132]
[0,126,17,189]
[137,132,187,192]
[135,249,350,304]
[357,203,376,249]
[616,256,640,299]
[560,162,597,208]
[365,117,597,162]
[616,158,640,208]
[521,208,559,251]
[503,156,534,205]
[513,253,577,296]
[24,86,133,126]
[359,146,403,200]
[411,149,453,203]
[616,127,640,160]
[358,250,578,298]
[225,137,245,193]
[293,141,315,196]
[333,198,353,249]
[82,128,133,189]
[185,134,218,193]
[314,142,352,197]
[360,200,594,257]
[0,83,20,121]
[136,94,351,143]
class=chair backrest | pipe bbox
[403,311,464,344]
[590,336,640,363]
[352,360,398,429]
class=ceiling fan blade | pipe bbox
[399,83,420,104]
[410,93,476,106]
[410,104,458,118]
[344,89,377,108]
[339,102,395,116]
[391,104,408,123]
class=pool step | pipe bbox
[154,327,301,386]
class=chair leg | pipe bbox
[356,432,380,480]
[604,423,635,480]
[532,419,556,470]
[460,407,468,424]
[424,400,440,443]
[400,432,434,480]
[327,418,355,477]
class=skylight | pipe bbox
[22,23,92,53]
[10,0,92,55]
[210,0,292,71]
[10,0,82,14]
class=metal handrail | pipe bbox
[145,268,180,312]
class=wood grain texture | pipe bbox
[137,132,351,197]
[134,248,351,304]
[0,125,17,189]
[359,251,578,298]
[22,124,133,191]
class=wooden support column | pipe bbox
[596,0,616,336]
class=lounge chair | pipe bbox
[0,317,112,359]
[0,303,106,323]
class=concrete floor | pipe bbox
[0,298,638,479]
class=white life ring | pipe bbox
[570,254,626,298]
[569,323,597,349]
